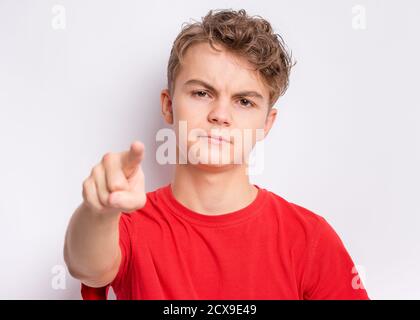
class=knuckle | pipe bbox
[94,182,108,204]
[83,190,93,206]
[91,165,101,178]
[82,179,91,193]
[82,188,86,202]
[108,179,125,191]
[82,182,87,196]
[102,152,114,164]
[98,193,109,207]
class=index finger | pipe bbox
[120,141,144,178]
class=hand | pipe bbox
[82,141,146,215]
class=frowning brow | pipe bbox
[183,79,264,101]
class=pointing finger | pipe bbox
[120,141,144,178]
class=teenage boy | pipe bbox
[64,9,369,300]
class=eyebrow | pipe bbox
[183,79,264,101]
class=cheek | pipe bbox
[172,106,206,148]
[174,104,208,135]
[174,95,203,117]
[236,115,265,134]
[232,122,265,149]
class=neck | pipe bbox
[170,163,258,216]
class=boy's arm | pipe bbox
[64,202,122,287]
[63,141,146,287]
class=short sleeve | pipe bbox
[302,217,370,300]
[81,282,110,300]
[110,212,133,290]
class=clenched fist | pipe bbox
[82,141,146,215]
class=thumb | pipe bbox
[108,190,146,212]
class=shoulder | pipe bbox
[265,188,327,228]
[262,188,337,245]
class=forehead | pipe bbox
[176,42,268,98]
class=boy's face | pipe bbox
[161,42,277,169]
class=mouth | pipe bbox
[198,135,231,144]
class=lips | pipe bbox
[199,135,231,144]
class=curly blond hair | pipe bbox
[167,8,296,108]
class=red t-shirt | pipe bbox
[81,183,369,300]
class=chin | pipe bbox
[191,160,237,172]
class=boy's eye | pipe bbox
[192,90,209,98]
[192,91,255,108]
[240,99,254,108]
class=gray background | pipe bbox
[0,0,419,299]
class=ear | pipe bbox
[263,107,277,138]
[160,89,174,124]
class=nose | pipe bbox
[207,102,232,127]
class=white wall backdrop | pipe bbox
[0,0,419,299]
